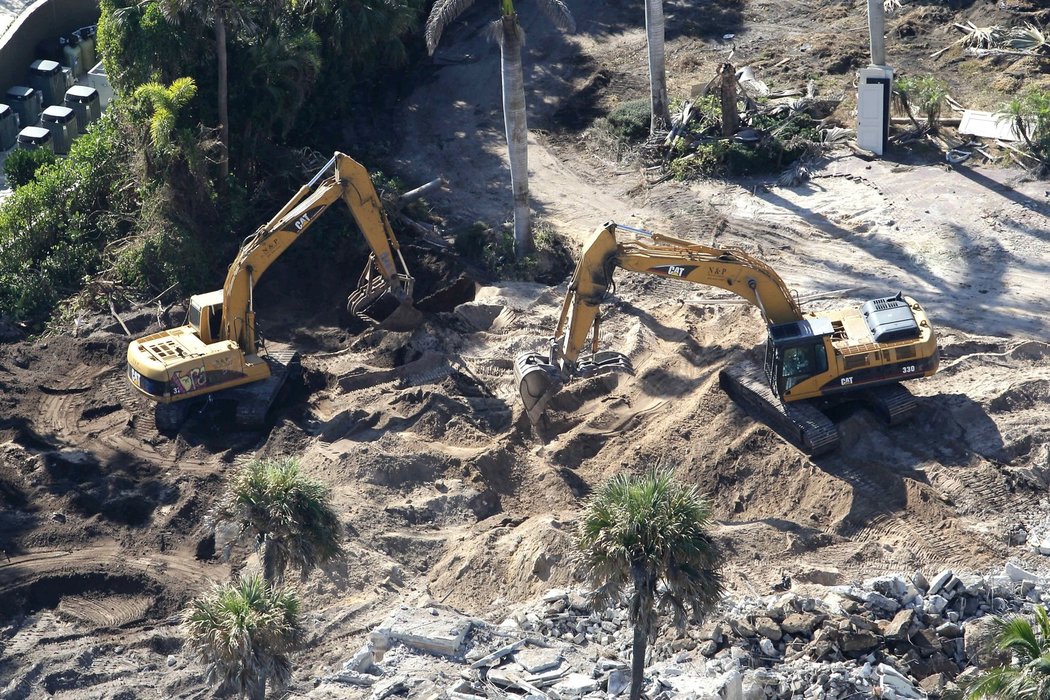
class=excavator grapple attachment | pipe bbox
[515,353,562,424]
[348,271,421,331]
[515,350,635,424]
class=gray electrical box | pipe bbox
[42,105,78,154]
[28,59,65,106]
[17,126,53,152]
[64,85,101,128]
[6,86,41,128]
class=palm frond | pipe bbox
[1006,23,1049,54]
[220,457,344,583]
[576,468,724,635]
[534,0,575,33]
[959,22,1005,50]
[424,0,477,53]
[183,575,304,697]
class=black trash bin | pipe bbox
[64,85,101,128]
[28,59,66,106]
[17,126,53,152]
[6,87,41,128]
[42,105,77,154]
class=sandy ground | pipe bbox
[2,0,1050,696]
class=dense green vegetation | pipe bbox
[0,0,425,331]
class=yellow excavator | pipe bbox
[126,152,420,432]
[514,221,939,454]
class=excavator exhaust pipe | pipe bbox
[514,353,563,424]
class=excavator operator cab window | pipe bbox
[187,303,202,334]
[779,343,828,391]
[187,291,225,344]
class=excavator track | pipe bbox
[862,383,917,426]
[719,360,840,456]
[229,349,301,428]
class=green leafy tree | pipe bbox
[0,116,129,327]
[98,0,206,92]
[3,148,57,189]
[425,0,575,258]
[183,574,304,700]
[967,605,1050,698]
[577,469,724,700]
[155,0,260,183]
[220,457,344,583]
[237,25,322,151]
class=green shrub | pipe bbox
[606,99,651,142]
[3,148,57,188]
[0,115,130,329]
[453,221,490,262]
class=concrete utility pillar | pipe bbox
[857,0,891,155]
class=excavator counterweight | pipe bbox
[515,221,939,454]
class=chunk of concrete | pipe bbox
[550,673,599,698]
[515,647,563,674]
[370,606,473,658]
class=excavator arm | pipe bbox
[515,221,805,422]
[220,152,417,353]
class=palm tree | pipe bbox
[157,0,258,184]
[576,469,724,700]
[643,0,670,136]
[425,0,575,258]
[183,574,303,700]
[220,457,344,583]
[967,606,1050,699]
[133,78,198,155]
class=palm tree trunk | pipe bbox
[499,15,533,258]
[629,620,647,700]
[643,0,669,135]
[629,564,654,700]
[215,12,230,185]
[719,62,738,138]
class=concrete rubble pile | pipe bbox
[311,563,1050,699]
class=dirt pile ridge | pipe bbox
[4,0,1050,695]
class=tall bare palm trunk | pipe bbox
[629,564,654,700]
[215,12,230,183]
[644,0,669,135]
[500,15,533,256]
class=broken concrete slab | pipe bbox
[370,606,473,658]
[515,646,563,674]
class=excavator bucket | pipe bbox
[514,353,563,424]
[378,302,423,332]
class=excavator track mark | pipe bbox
[862,383,917,426]
[719,360,839,456]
